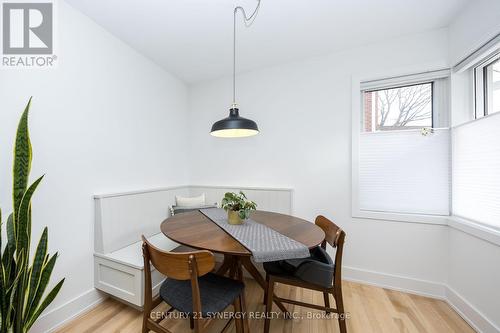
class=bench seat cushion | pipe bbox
[106,233,178,269]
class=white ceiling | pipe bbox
[65,0,468,83]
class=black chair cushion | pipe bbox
[263,246,335,288]
[159,273,244,317]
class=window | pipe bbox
[352,70,451,224]
[474,53,500,118]
[360,70,449,131]
[363,83,433,132]
[484,58,500,115]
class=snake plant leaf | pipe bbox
[3,213,16,283]
[12,176,43,332]
[26,278,64,331]
[6,252,25,330]
[25,253,59,321]
[25,227,48,319]
[16,175,44,253]
[0,209,5,328]
[0,208,2,260]
[1,99,63,331]
[0,272,5,333]
[5,274,20,330]
[3,244,24,331]
[5,213,15,258]
[14,249,28,333]
[13,98,32,224]
[7,250,25,294]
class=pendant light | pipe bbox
[210,0,261,138]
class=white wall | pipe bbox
[188,29,450,289]
[447,2,500,331]
[448,228,500,332]
[449,0,500,65]
[0,1,189,331]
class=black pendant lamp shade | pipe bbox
[210,106,259,138]
[210,0,261,138]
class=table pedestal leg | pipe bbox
[216,254,233,276]
[217,255,291,318]
[240,257,290,317]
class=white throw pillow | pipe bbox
[175,193,206,207]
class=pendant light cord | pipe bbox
[233,0,261,105]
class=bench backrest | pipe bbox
[189,185,293,215]
[94,185,293,254]
[94,186,189,254]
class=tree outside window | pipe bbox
[363,83,432,132]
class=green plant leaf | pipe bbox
[220,191,256,216]
[8,249,25,295]
[16,175,44,253]
[25,227,48,319]
[14,250,27,333]
[25,253,58,321]
[26,278,64,331]
[3,213,16,284]
[5,213,15,256]
[13,98,32,224]
[1,99,63,332]
[4,265,22,331]
[0,208,5,330]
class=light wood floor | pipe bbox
[56,280,474,333]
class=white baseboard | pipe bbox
[343,266,447,299]
[446,286,500,333]
[343,266,499,333]
[30,288,107,333]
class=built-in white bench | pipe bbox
[93,185,293,307]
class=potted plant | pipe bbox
[0,98,64,333]
[221,191,257,225]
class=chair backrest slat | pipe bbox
[314,215,346,289]
[315,215,343,248]
[141,235,215,280]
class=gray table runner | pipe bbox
[199,208,310,263]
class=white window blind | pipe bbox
[452,114,500,228]
[358,129,450,215]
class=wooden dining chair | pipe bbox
[263,216,347,333]
[141,236,248,333]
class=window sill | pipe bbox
[447,216,500,247]
[352,209,449,225]
[352,210,500,247]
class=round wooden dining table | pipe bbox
[160,209,325,328]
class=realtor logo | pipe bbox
[1,1,57,68]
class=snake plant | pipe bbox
[0,98,64,332]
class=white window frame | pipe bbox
[352,69,451,225]
[474,52,500,119]
[453,34,500,123]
